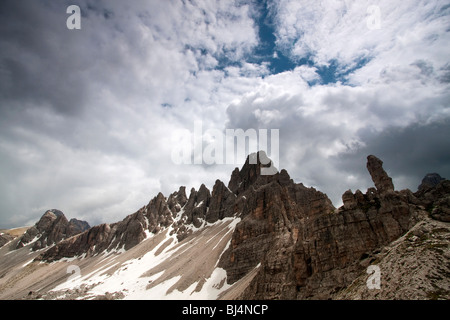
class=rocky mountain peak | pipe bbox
[197,183,211,203]
[16,210,90,250]
[418,173,445,192]
[35,210,67,232]
[207,179,236,223]
[167,186,188,213]
[228,151,278,195]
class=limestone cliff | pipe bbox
[219,154,448,299]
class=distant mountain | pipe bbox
[15,209,90,250]
[0,152,448,300]
[417,173,446,193]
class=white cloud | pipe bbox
[272,0,450,76]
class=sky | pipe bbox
[0,0,449,228]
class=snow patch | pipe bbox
[161,267,230,300]
[22,259,34,268]
[144,229,152,239]
[196,200,204,208]
[49,215,243,300]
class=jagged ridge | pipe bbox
[8,151,448,300]
[36,151,335,264]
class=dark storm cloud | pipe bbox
[0,0,151,228]
[0,0,150,153]
[0,0,92,117]
[333,119,450,192]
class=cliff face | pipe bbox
[219,154,446,299]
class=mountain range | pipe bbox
[0,151,448,300]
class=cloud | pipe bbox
[0,0,448,228]
[271,0,450,68]
[0,0,262,228]
[0,1,91,117]
[333,119,450,194]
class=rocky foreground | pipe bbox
[0,152,448,300]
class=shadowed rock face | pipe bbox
[415,176,450,223]
[218,154,445,299]
[218,154,337,297]
[207,180,236,223]
[417,173,445,192]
